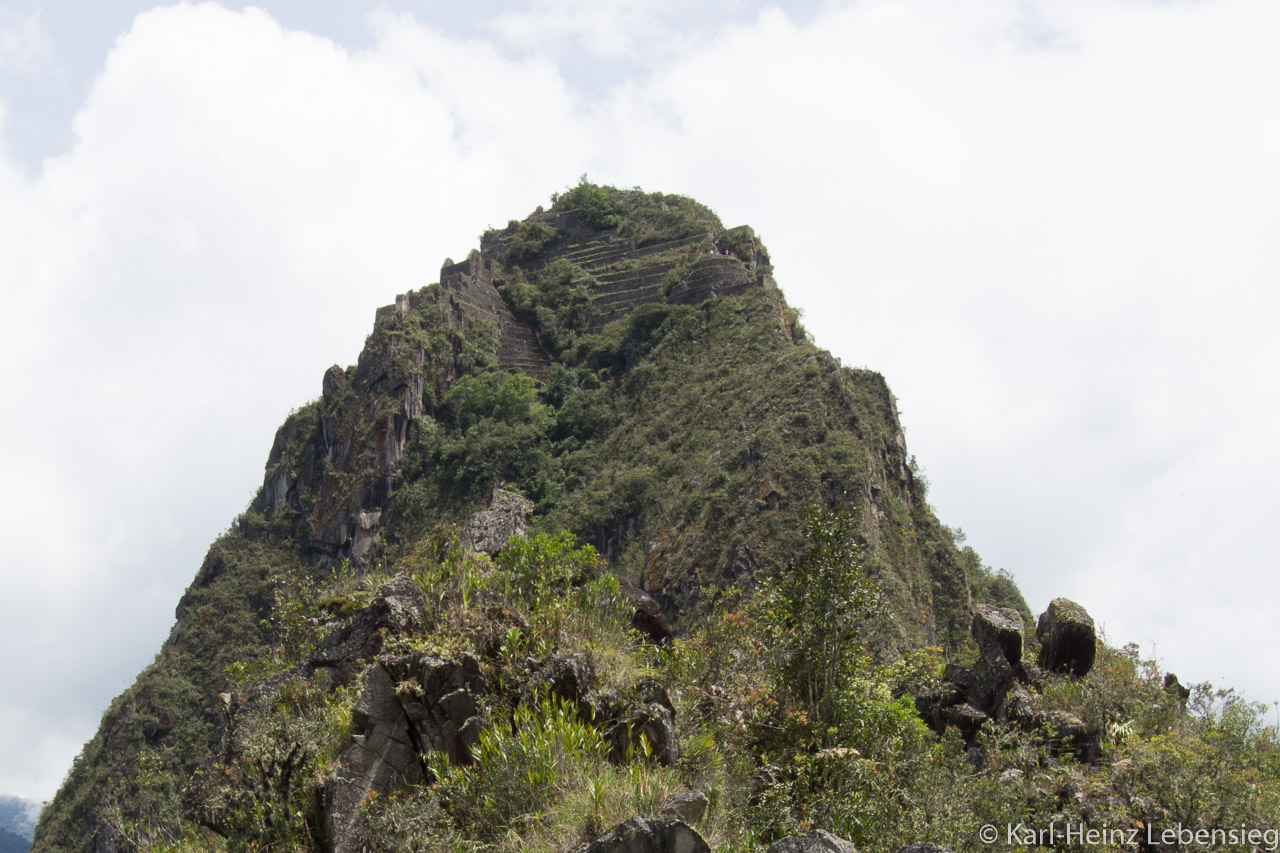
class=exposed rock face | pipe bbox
[1036,598,1097,676]
[307,575,428,686]
[575,815,709,853]
[460,488,534,555]
[765,830,858,852]
[35,188,992,850]
[326,653,485,853]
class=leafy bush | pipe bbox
[551,179,619,230]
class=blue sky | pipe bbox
[1,0,1278,802]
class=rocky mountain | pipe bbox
[33,185,1278,852]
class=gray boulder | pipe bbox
[657,790,709,824]
[525,653,596,708]
[461,488,534,555]
[1036,598,1097,676]
[576,815,709,853]
[972,604,1024,667]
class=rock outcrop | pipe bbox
[327,653,486,852]
[916,604,1027,740]
[1036,598,1097,676]
[460,488,534,555]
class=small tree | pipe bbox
[774,507,879,726]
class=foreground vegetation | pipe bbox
[47,512,1278,852]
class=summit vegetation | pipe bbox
[32,184,1280,853]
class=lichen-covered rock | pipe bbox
[1036,598,1097,676]
[972,604,1024,667]
[895,844,952,853]
[657,790,709,825]
[766,829,858,852]
[575,815,709,853]
[460,488,534,555]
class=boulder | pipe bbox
[969,646,1015,717]
[576,815,709,853]
[945,702,989,740]
[620,577,674,645]
[895,845,952,853]
[999,682,1037,723]
[1036,598,1097,676]
[308,575,428,685]
[634,678,676,718]
[972,604,1024,667]
[607,702,680,765]
[525,653,597,709]
[657,790,709,824]
[461,488,534,555]
[766,829,858,852]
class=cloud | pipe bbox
[2,0,1279,799]
[487,0,684,59]
[0,7,51,73]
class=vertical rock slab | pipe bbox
[1036,598,1097,676]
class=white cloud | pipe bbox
[488,0,682,59]
[2,0,1279,799]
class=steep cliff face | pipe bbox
[34,187,990,851]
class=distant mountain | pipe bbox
[0,796,37,841]
[0,827,30,853]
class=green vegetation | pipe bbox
[48,516,1273,852]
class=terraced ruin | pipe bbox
[440,202,775,373]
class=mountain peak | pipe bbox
[33,185,1277,853]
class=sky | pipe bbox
[1,0,1278,802]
